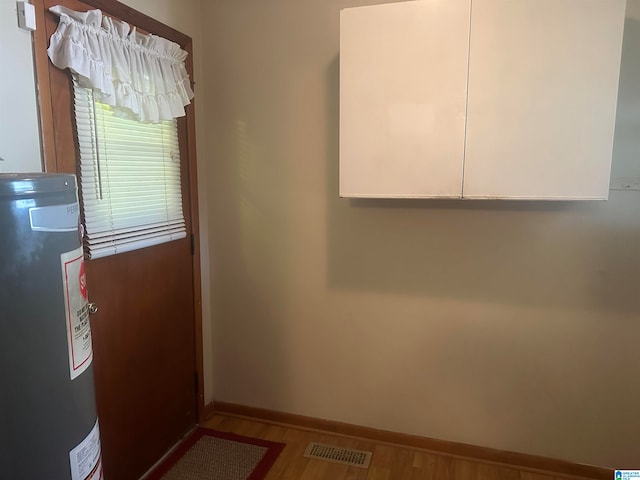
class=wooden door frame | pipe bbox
[31,0,206,422]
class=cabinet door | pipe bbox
[463,0,626,200]
[340,0,470,198]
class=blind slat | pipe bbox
[87,225,186,242]
[88,231,187,260]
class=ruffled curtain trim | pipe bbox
[47,5,194,123]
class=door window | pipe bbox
[73,77,186,259]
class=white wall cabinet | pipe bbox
[340,0,471,198]
[339,0,627,200]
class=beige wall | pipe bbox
[6,0,635,467]
[120,0,213,405]
[202,0,640,468]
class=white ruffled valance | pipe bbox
[47,5,194,123]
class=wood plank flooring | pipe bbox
[201,414,595,480]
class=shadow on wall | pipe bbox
[208,104,294,408]
[325,30,640,314]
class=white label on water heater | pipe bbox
[61,247,92,380]
[69,420,103,480]
[29,202,79,232]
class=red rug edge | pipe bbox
[144,427,286,480]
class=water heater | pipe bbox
[0,173,103,479]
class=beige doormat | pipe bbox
[145,428,285,480]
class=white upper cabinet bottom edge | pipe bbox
[340,194,608,201]
[339,193,463,199]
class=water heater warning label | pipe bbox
[69,420,103,480]
[61,247,92,380]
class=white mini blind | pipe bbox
[73,77,186,259]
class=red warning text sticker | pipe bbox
[61,247,92,380]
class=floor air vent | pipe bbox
[303,442,373,468]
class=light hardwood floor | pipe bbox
[201,414,592,480]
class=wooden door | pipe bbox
[88,242,196,480]
[32,1,203,479]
